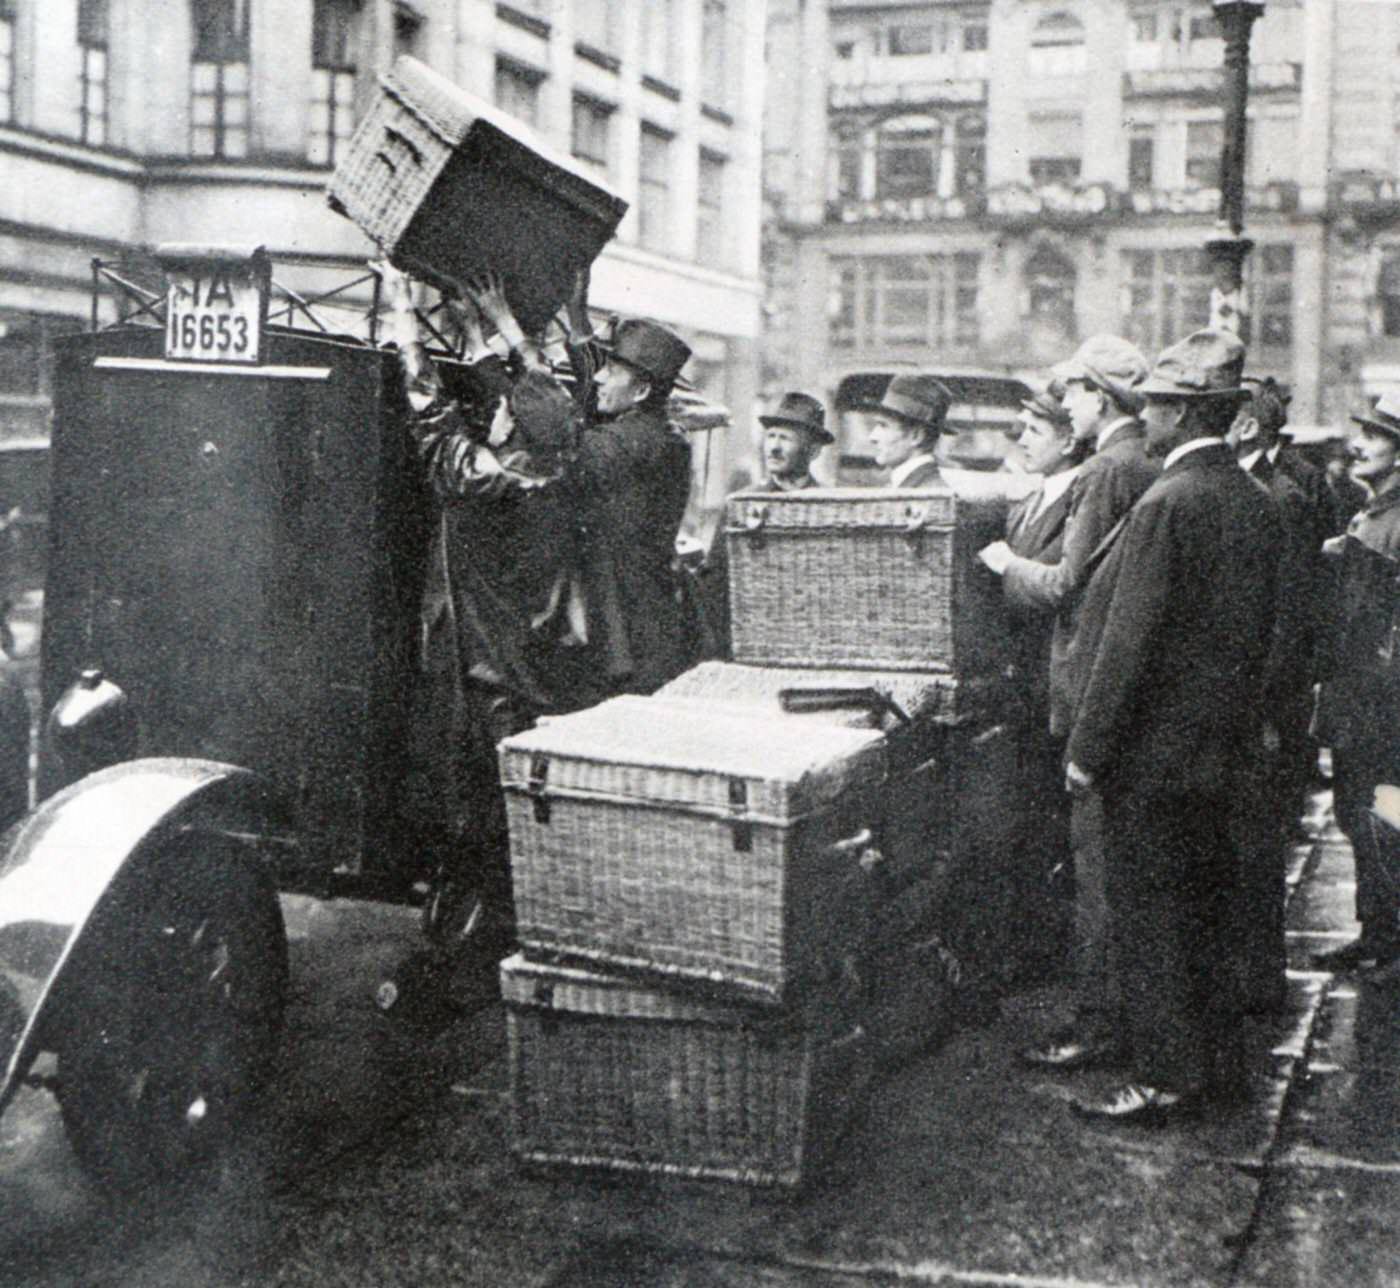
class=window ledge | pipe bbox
[575,42,621,74]
[701,104,734,127]
[496,4,551,40]
[642,75,681,102]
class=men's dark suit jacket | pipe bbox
[1002,423,1158,735]
[576,404,692,695]
[1066,441,1281,800]
[889,458,944,488]
[1004,477,1076,726]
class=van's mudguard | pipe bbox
[0,757,290,1119]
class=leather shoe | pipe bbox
[1071,1082,1198,1126]
[1018,1036,1120,1071]
[1312,938,1400,971]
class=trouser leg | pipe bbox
[1103,791,1239,1095]
[1332,744,1400,939]
[1070,789,1117,1042]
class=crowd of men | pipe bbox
[385,261,1400,1128]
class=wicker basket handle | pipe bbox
[903,504,929,535]
[743,504,767,532]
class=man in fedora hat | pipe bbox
[858,373,954,488]
[981,335,1157,1074]
[759,391,833,491]
[1062,329,1281,1124]
[574,315,695,697]
[1311,391,1400,972]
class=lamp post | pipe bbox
[1206,0,1265,337]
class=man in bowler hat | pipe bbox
[1311,391,1400,971]
[575,316,695,697]
[759,391,832,491]
[1063,329,1281,1124]
[858,373,954,487]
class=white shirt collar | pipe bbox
[1163,436,1223,471]
[890,452,937,488]
[1238,448,1264,474]
[1095,415,1137,453]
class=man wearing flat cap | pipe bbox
[1062,329,1282,1125]
[1311,391,1400,972]
[981,335,1157,1072]
[759,391,833,491]
[575,316,695,697]
[859,373,954,488]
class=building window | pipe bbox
[571,95,612,173]
[575,0,617,54]
[639,125,673,252]
[1122,247,1215,353]
[1128,5,1224,69]
[309,0,359,167]
[831,128,863,201]
[963,22,989,52]
[641,0,674,80]
[828,254,981,351]
[876,116,941,199]
[0,312,87,437]
[1255,243,1293,349]
[494,58,542,128]
[1025,245,1077,340]
[0,0,14,125]
[1029,11,1086,77]
[888,25,934,56]
[955,115,986,196]
[1028,112,1082,186]
[1381,255,1400,339]
[701,0,727,108]
[191,0,251,158]
[1185,118,1223,188]
[1128,127,1155,190]
[696,150,726,266]
[78,0,109,146]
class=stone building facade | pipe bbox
[763,0,1396,463]
[0,0,766,505]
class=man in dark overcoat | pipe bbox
[1064,329,1282,1124]
[980,334,1156,1069]
[1312,392,1400,971]
[575,317,694,697]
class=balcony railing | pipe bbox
[823,181,1301,227]
[1122,61,1301,99]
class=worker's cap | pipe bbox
[1056,334,1150,413]
[1140,329,1249,404]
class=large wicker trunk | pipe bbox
[725,487,1010,674]
[502,953,871,1188]
[499,696,886,1004]
[328,56,627,334]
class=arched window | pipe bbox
[1029,11,1086,76]
[190,0,250,157]
[875,114,942,199]
[1026,245,1077,341]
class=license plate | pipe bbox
[165,262,264,363]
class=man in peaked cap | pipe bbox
[759,391,833,491]
[1311,391,1400,972]
[1062,329,1282,1124]
[981,335,1157,1073]
[574,315,695,697]
[858,373,955,488]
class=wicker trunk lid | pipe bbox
[499,695,886,1004]
[725,486,1010,675]
[501,953,871,1188]
[328,56,627,334]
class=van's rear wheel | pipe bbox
[53,835,287,1193]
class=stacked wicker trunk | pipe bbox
[496,484,1013,1187]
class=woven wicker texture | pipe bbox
[500,697,882,1001]
[724,486,1008,674]
[501,696,886,823]
[502,954,869,1187]
[656,661,969,729]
